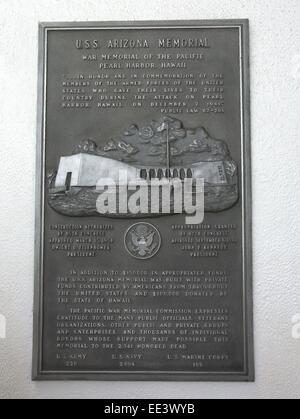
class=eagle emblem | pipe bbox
[124,223,161,259]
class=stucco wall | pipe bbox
[0,0,299,399]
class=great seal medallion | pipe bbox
[124,223,162,260]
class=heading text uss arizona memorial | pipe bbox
[75,37,210,50]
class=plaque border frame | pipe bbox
[33,20,254,382]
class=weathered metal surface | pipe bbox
[33,20,253,381]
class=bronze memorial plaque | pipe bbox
[33,20,253,381]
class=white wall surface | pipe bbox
[0,0,299,399]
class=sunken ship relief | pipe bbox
[47,116,239,217]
